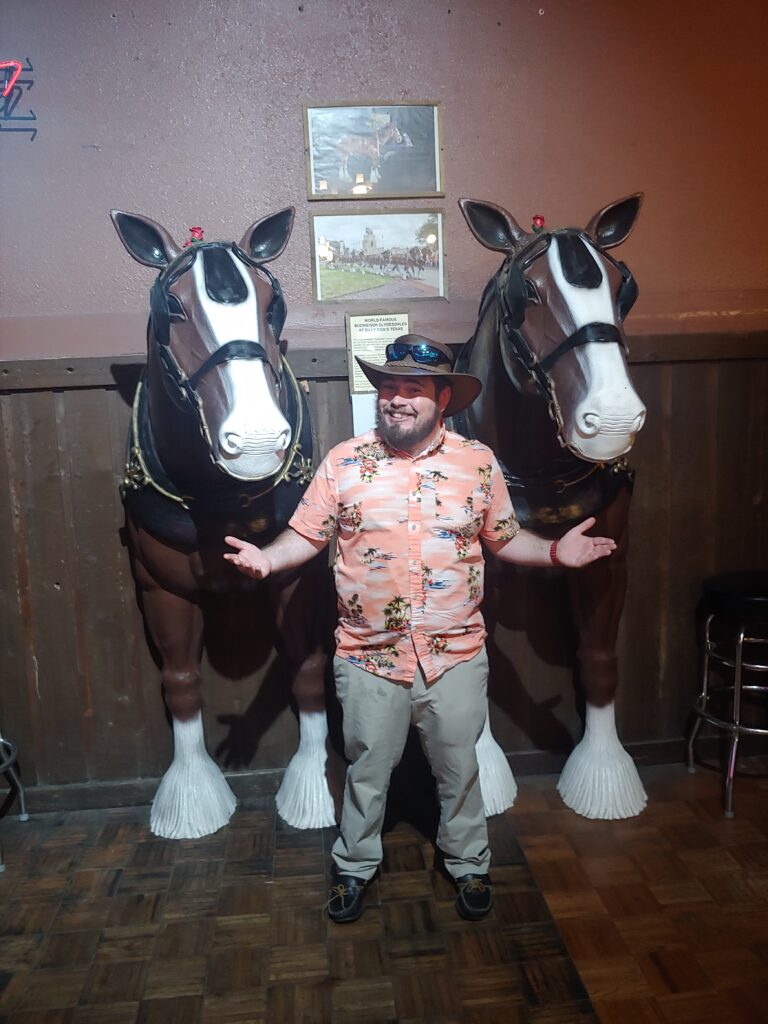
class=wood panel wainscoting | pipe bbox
[0,332,767,805]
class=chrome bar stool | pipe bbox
[0,730,29,872]
[687,572,768,816]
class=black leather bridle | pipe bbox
[148,245,286,414]
[493,230,637,404]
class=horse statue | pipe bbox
[455,194,648,819]
[111,207,335,838]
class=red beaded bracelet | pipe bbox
[549,540,560,566]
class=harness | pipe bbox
[122,355,313,511]
[451,230,636,526]
[492,230,637,408]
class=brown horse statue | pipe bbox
[111,207,334,838]
[334,123,407,184]
[455,194,648,819]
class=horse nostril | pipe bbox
[277,428,291,452]
[633,410,646,433]
[222,432,243,455]
[579,412,602,437]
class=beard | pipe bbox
[376,402,443,452]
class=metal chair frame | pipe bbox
[687,612,768,816]
[0,731,29,872]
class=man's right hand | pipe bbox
[223,536,272,579]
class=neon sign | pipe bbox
[0,61,22,97]
[1,59,36,140]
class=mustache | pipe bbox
[383,404,416,415]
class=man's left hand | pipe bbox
[555,517,616,567]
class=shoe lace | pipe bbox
[329,883,350,902]
[460,878,488,893]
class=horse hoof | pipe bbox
[557,743,647,820]
[476,718,517,816]
[150,715,237,839]
[275,711,336,829]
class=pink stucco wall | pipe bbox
[2,0,767,358]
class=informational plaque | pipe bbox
[345,312,411,394]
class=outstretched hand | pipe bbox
[223,535,272,579]
[555,517,616,568]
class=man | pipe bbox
[224,334,616,923]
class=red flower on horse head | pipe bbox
[183,226,205,248]
[532,214,546,233]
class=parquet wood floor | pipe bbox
[517,760,768,1024]
[1,759,766,1023]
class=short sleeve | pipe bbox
[289,453,339,541]
[479,456,519,543]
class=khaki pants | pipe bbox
[331,648,490,881]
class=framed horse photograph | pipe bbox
[304,102,443,200]
[309,209,445,302]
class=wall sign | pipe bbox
[345,312,412,395]
[1,59,36,140]
[345,311,411,436]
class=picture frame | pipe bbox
[310,209,445,303]
[305,102,443,200]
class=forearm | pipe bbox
[262,527,328,573]
[485,528,554,567]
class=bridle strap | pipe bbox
[187,339,279,390]
[494,258,627,391]
[538,322,623,374]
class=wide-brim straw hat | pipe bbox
[355,333,482,418]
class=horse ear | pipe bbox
[458,198,528,252]
[110,210,181,268]
[239,207,295,264]
[586,193,643,250]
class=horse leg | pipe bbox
[270,568,336,829]
[557,487,647,819]
[338,154,351,183]
[137,565,236,839]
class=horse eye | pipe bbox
[167,294,187,322]
[525,279,540,303]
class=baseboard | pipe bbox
[4,735,764,815]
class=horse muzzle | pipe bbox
[216,425,292,479]
[565,403,646,462]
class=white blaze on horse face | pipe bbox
[191,257,291,480]
[546,238,646,462]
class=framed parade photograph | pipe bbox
[310,209,445,302]
[305,102,443,200]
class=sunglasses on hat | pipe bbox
[385,341,451,367]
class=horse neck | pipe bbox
[462,294,566,478]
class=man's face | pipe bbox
[376,375,450,451]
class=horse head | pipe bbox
[111,208,295,481]
[459,195,646,463]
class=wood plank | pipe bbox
[619,363,672,744]
[715,360,768,569]
[2,332,768,391]
[0,393,39,784]
[12,390,88,783]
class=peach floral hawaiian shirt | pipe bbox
[289,425,519,686]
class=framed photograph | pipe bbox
[310,210,445,302]
[305,102,443,200]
